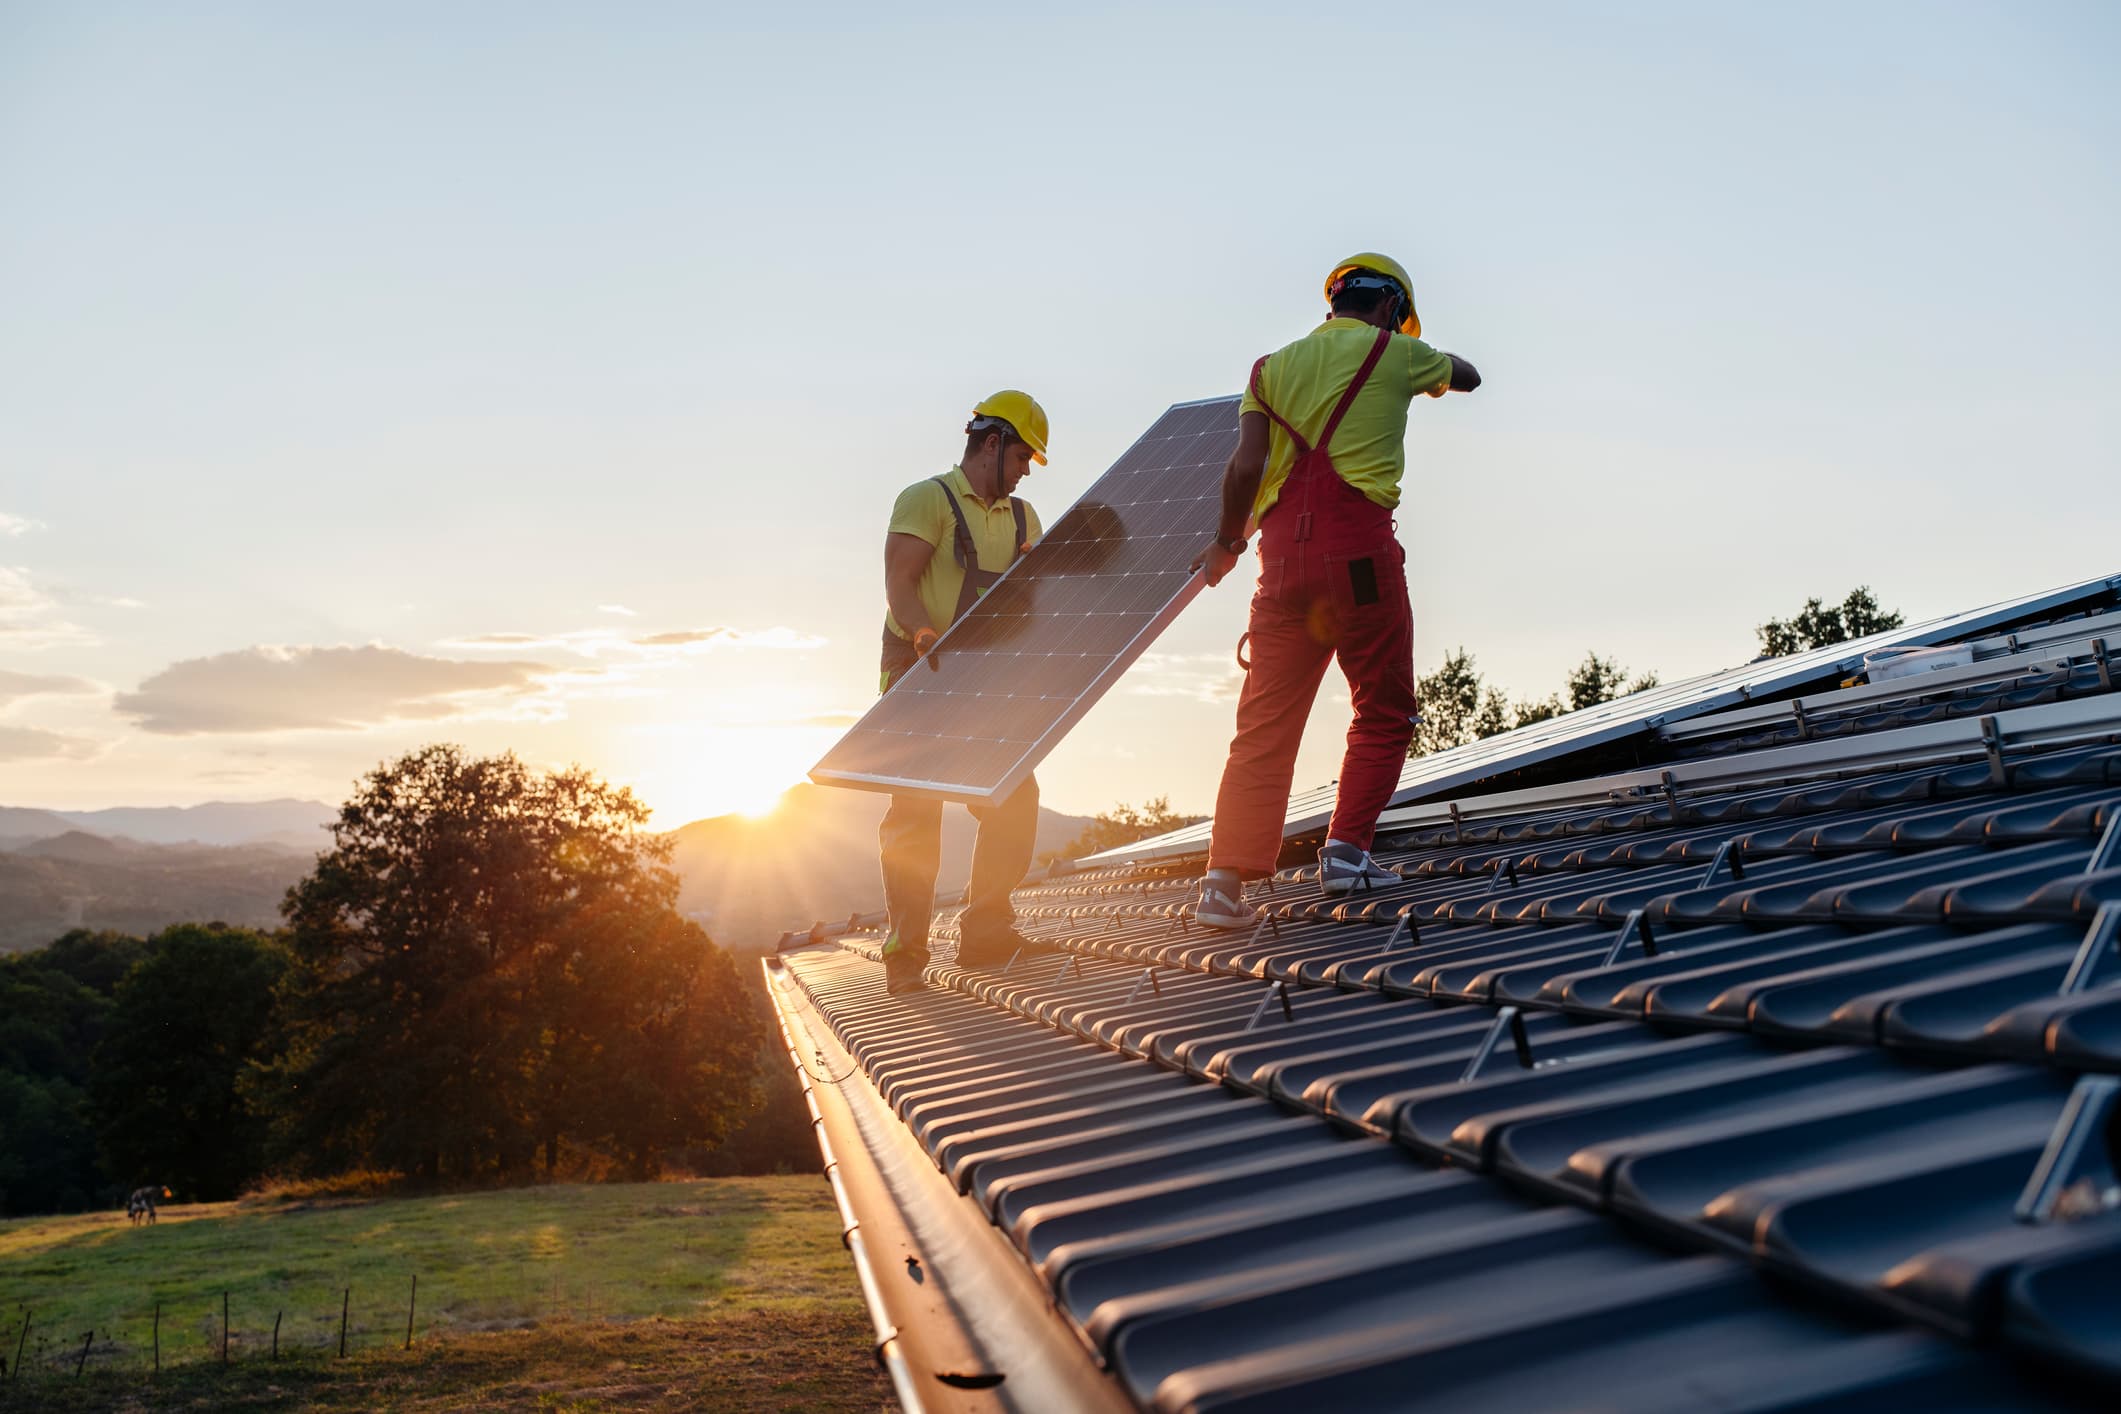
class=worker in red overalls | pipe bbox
[1192,254,1481,926]
[877,391,1051,991]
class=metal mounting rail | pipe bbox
[1377,693,2121,835]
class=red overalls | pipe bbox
[1207,328,1420,877]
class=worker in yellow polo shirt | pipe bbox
[877,391,1050,994]
[1190,253,1481,927]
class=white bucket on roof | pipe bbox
[1863,643,1976,683]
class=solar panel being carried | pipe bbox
[1088,570,2121,864]
[810,395,1242,804]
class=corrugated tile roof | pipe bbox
[768,585,2121,1411]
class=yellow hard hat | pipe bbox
[968,390,1049,465]
[1324,253,1421,338]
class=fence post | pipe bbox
[75,1330,92,1377]
[13,1308,29,1382]
[338,1288,350,1358]
[403,1274,417,1352]
[272,1311,281,1361]
[221,1291,229,1364]
[152,1301,159,1375]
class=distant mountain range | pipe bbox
[0,799,336,850]
[0,788,1100,955]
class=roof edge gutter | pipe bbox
[761,953,1138,1414]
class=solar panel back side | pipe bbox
[810,395,1242,803]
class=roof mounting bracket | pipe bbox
[1449,803,1466,844]
[1243,979,1294,1032]
[2059,901,2119,995]
[1124,967,1161,1004]
[1698,839,1748,888]
[1792,699,1812,740]
[999,946,1024,975]
[1660,771,1683,821]
[1600,909,1659,967]
[1381,910,1419,953]
[2089,809,2121,875]
[2013,1073,2120,1223]
[1486,857,1522,893]
[1980,715,2009,787]
[1054,953,1081,983]
[1459,1005,1534,1082]
[2092,637,2114,692]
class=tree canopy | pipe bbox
[1413,649,1660,757]
[1757,586,1904,657]
[90,923,286,1202]
[1053,797,1206,862]
[255,745,764,1183]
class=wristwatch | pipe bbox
[1216,534,1248,555]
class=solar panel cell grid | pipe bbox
[811,395,1244,802]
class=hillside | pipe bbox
[0,1177,884,1410]
[0,843,310,952]
[670,782,1095,948]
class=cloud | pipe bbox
[0,725,103,762]
[0,669,100,708]
[0,566,95,649]
[598,603,636,617]
[114,644,563,735]
[440,624,825,658]
[0,513,45,537]
[1125,651,1245,703]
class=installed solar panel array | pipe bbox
[811,395,1242,803]
[1088,571,2121,864]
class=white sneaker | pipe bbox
[1319,843,1398,895]
[1194,879,1258,930]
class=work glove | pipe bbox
[1445,353,1481,393]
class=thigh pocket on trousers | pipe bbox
[1327,546,1406,622]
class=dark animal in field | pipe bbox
[126,1185,170,1225]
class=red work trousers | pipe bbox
[1207,465,1417,877]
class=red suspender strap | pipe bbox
[1247,354,1310,455]
[1317,328,1392,453]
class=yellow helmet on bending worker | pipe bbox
[968,390,1050,465]
[1324,253,1421,338]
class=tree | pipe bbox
[0,931,145,1214]
[1563,652,1660,711]
[1412,648,1487,756]
[1053,797,1205,862]
[1410,648,1659,757]
[253,745,765,1184]
[1757,586,1904,657]
[90,924,286,1202]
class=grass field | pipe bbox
[0,1177,891,1411]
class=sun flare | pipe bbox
[640,723,843,825]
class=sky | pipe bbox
[3,1,2117,825]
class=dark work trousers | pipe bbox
[875,626,1039,963]
[1206,459,1418,878]
[877,774,1040,965]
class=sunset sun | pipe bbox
[642,723,844,824]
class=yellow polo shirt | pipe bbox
[884,465,1043,641]
[1240,316,1453,519]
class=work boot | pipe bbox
[882,930,927,994]
[1194,877,1258,930]
[1319,843,1399,895]
[955,926,1033,970]
[884,956,927,995]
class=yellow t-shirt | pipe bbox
[1239,316,1453,520]
[884,465,1044,640]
